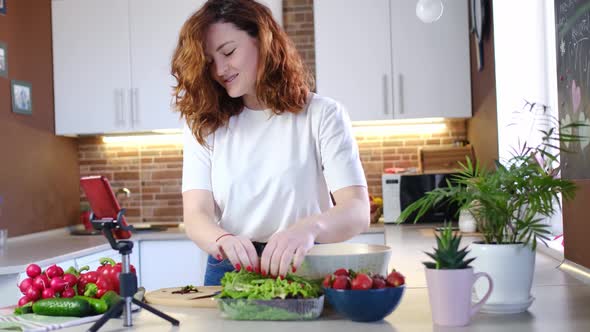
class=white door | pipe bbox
[52,0,132,135]
[314,0,393,122]
[128,0,206,132]
[390,0,471,119]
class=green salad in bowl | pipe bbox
[216,270,324,320]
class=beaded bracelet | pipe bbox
[215,233,233,242]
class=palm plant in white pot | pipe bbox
[398,102,587,313]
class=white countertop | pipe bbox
[0,224,385,275]
[52,224,590,332]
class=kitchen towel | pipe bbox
[0,312,102,332]
[0,304,142,332]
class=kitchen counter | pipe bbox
[0,223,385,275]
[51,224,590,332]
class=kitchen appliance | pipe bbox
[382,174,402,223]
[382,173,460,223]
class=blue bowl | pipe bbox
[323,285,405,322]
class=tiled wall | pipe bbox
[78,0,468,223]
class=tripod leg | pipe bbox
[132,298,180,326]
[87,300,126,332]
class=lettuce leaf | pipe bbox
[218,270,321,300]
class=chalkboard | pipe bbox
[555,0,590,180]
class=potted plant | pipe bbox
[424,224,493,326]
[398,102,587,313]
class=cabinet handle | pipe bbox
[114,90,120,126]
[382,74,389,115]
[115,89,125,126]
[129,89,135,126]
[398,74,404,115]
[120,88,126,126]
[133,88,140,125]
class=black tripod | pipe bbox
[87,209,179,332]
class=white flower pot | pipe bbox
[469,242,535,313]
[458,210,477,233]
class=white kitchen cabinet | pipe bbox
[314,0,393,122]
[314,0,472,121]
[52,0,283,135]
[138,240,206,291]
[52,0,202,135]
[52,0,132,135]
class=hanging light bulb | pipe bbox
[416,0,444,23]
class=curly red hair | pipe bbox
[171,0,313,145]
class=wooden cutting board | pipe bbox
[144,286,221,308]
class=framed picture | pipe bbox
[11,80,33,115]
[0,0,6,15]
[0,42,7,78]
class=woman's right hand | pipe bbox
[214,234,260,273]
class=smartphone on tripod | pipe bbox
[80,175,132,239]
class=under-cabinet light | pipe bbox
[102,134,182,145]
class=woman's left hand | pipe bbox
[260,219,319,278]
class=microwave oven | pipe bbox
[382,173,460,223]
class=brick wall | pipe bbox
[79,137,184,224]
[283,0,316,85]
[79,120,466,223]
[78,1,468,223]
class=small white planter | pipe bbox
[425,267,493,326]
[458,210,477,233]
[469,242,535,314]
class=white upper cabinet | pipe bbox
[52,0,282,135]
[314,0,393,122]
[52,0,132,135]
[390,0,471,119]
[314,0,472,121]
[128,0,203,132]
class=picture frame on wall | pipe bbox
[0,0,6,15]
[0,42,8,78]
[11,80,33,115]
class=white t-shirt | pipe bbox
[181,93,367,242]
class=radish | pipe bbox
[17,296,31,307]
[45,265,62,279]
[41,288,56,299]
[62,273,78,288]
[18,278,33,294]
[50,276,67,292]
[32,274,50,291]
[25,286,41,301]
[61,288,76,298]
[26,264,42,279]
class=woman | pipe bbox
[172,0,369,286]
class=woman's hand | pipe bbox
[260,219,320,278]
[214,234,260,273]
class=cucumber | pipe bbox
[101,290,122,317]
[32,298,92,317]
[74,296,108,314]
[14,302,33,315]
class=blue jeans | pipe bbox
[203,255,235,286]
[203,242,268,286]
